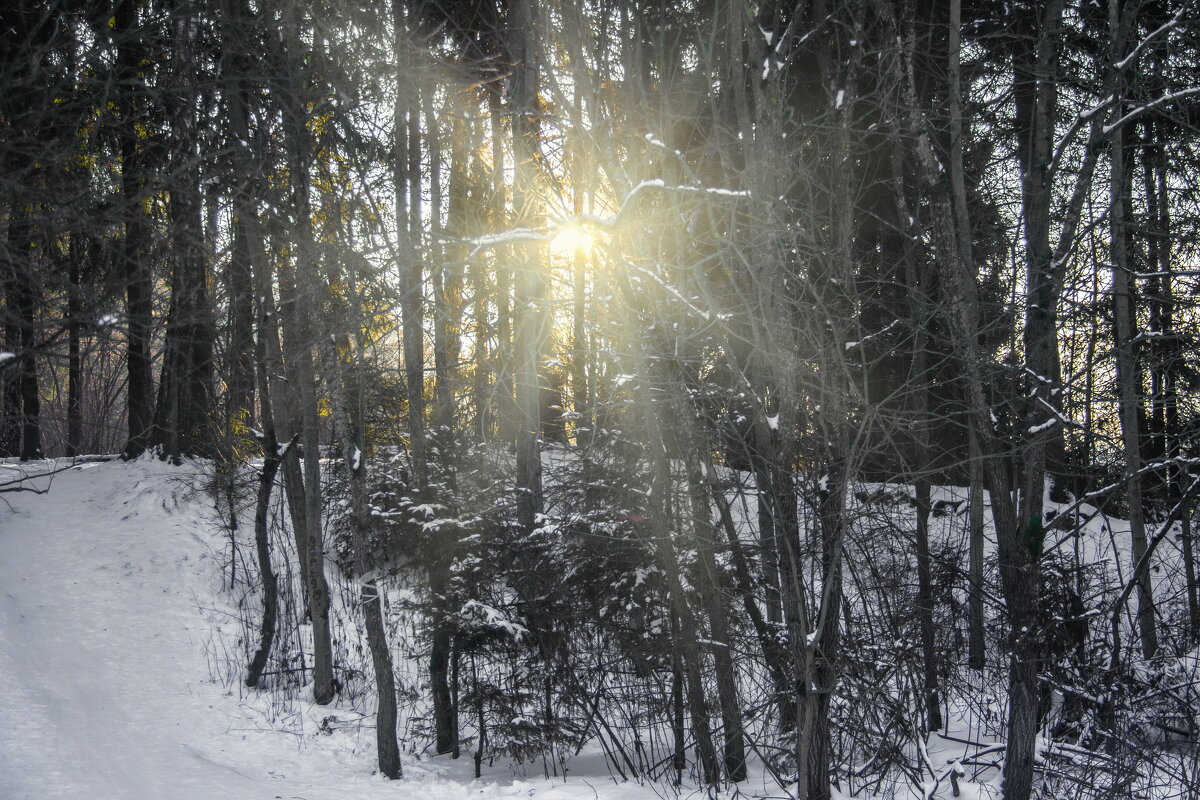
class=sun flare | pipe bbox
[548,222,596,256]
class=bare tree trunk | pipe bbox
[670,614,686,782]
[687,463,746,781]
[0,296,20,455]
[116,0,154,460]
[946,0,987,675]
[1140,115,1197,641]
[647,443,719,785]
[66,234,83,457]
[902,189,942,730]
[279,13,335,706]
[152,16,215,463]
[967,426,987,670]
[222,0,257,446]
[6,204,41,461]
[510,0,544,536]
[393,6,425,487]
[914,479,942,731]
[244,215,281,691]
[884,3,1036,795]
[703,448,795,729]
[320,315,402,778]
[1108,0,1157,659]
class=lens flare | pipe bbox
[548,222,595,256]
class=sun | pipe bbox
[548,221,596,256]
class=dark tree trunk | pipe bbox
[244,434,282,689]
[116,0,155,460]
[394,2,425,486]
[687,465,747,781]
[1108,6,1157,660]
[243,103,280,689]
[705,448,795,730]
[222,0,258,444]
[279,12,335,706]
[967,426,987,670]
[66,234,83,458]
[0,305,20,455]
[151,210,214,461]
[7,204,42,461]
[510,0,544,536]
[151,70,214,462]
[914,479,942,731]
[321,319,402,778]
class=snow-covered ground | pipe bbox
[0,458,694,800]
[4,456,1191,800]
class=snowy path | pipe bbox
[0,460,678,800]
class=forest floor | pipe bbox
[16,455,1165,799]
[0,456,727,800]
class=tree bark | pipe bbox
[279,12,335,706]
[151,19,215,463]
[510,0,544,536]
[320,314,402,778]
[687,462,747,781]
[967,426,987,670]
[1108,0,1157,660]
[66,234,83,458]
[222,0,258,445]
[116,0,154,460]
[6,204,41,461]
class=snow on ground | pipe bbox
[0,458,700,800]
[7,455,1176,799]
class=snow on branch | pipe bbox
[1114,7,1185,72]
[464,179,750,259]
[1103,86,1200,135]
[465,226,551,259]
[843,319,901,352]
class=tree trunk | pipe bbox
[0,296,20,456]
[967,426,987,670]
[914,479,942,731]
[1108,4,1157,659]
[151,40,215,462]
[244,432,282,689]
[7,203,41,461]
[66,234,83,458]
[687,463,747,781]
[116,0,154,460]
[704,448,795,729]
[510,0,544,536]
[222,0,257,445]
[279,13,335,706]
[321,324,402,778]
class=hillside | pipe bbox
[0,457,680,800]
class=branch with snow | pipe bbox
[1114,6,1186,72]
[1103,87,1200,136]
[464,179,750,259]
[843,319,901,352]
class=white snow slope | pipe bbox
[0,458,685,800]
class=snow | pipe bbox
[1027,418,1058,434]
[0,351,14,364]
[0,458,688,800]
[1115,9,1184,71]
[3,456,1189,799]
[1103,86,1200,135]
